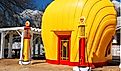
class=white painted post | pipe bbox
[0,32,1,59]
[119,28,121,68]
[19,31,24,65]
[30,32,33,59]
[120,46,121,68]
[8,33,13,58]
[0,32,5,59]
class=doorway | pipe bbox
[58,35,70,65]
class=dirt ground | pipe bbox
[0,59,120,71]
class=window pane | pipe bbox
[61,40,69,60]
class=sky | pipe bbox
[31,0,53,11]
[31,0,120,11]
[116,0,120,2]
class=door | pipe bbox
[58,36,70,65]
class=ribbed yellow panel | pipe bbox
[42,0,116,63]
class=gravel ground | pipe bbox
[0,59,120,71]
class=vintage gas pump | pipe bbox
[78,18,86,67]
[22,21,31,65]
[73,17,91,71]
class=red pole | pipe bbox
[79,37,86,66]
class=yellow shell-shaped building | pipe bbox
[42,0,117,67]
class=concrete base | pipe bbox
[19,60,22,65]
[73,66,91,71]
[21,61,30,65]
[19,60,30,65]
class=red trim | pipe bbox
[60,60,69,65]
[70,62,107,68]
[46,59,107,68]
[46,59,59,64]
[58,37,60,64]
[69,62,80,66]
[69,62,95,68]
[54,31,72,36]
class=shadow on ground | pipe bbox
[107,59,120,66]
[32,60,46,65]
[92,59,120,71]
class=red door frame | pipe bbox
[58,35,70,65]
